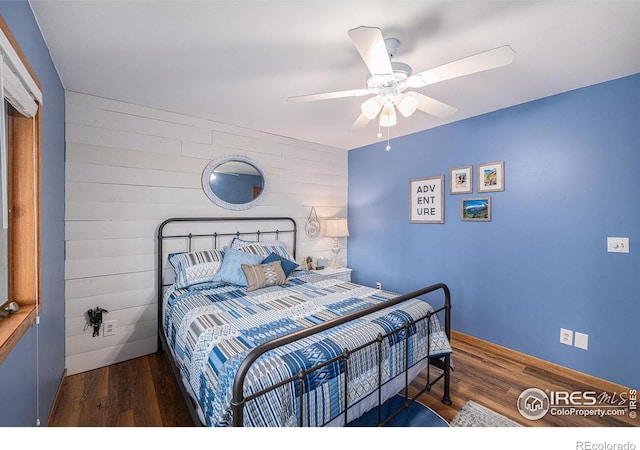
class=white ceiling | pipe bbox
[29,1,640,150]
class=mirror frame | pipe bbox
[201,154,268,210]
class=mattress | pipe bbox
[162,269,452,426]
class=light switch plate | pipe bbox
[607,237,629,253]
[574,332,589,350]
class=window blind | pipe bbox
[0,25,42,116]
[0,26,42,230]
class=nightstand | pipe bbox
[315,267,352,282]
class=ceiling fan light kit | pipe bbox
[379,101,397,127]
[361,96,384,120]
[288,25,515,149]
[396,92,419,117]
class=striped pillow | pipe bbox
[230,238,296,262]
[168,249,225,289]
[241,261,286,292]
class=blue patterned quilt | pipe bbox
[163,270,451,426]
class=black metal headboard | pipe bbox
[156,217,297,348]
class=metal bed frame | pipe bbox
[157,217,452,427]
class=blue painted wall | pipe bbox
[348,73,640,389]
[211,172,263,204]
[0,2,65,426]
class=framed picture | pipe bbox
[461,197,491,221]
[477,161,504,192]
[301,256,316,271]
[450,166,473,194]
[409,175,444,223]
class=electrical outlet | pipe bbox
[104,320,116,337]
[560,328,573,346]
[376,282,382,290]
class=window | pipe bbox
[0,15,42,365]
[0,100,8,307]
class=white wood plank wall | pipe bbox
[65,91,348,375]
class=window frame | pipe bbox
[0,15,42,365]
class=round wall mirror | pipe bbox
[201,155,267,210]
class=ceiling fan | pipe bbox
[288,26,515,134]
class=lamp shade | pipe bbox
[324,217,349,238]
[396,92,419,117]
[361,96,384,120]
[379,101,397,127]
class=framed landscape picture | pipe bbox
[477,161,504,192]
[461,197,491,221]
[450,166,473,194]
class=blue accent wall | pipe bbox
[211,172,263,204]
[0,2,65,426]
[348,74,640,389]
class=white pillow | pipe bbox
[168,249,225,288]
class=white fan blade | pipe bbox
[416,92,458,119]
[351,113,370,130]
[288,88,369,102]
[407,45,515,88]
[348,26,393,76]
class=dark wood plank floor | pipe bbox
[49,349,192,426]
[48,331,638,427]
[410,331,637,427]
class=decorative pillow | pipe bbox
[261,252,299,277]
[241,261,286,292]
[210,247,264,287]
[230,238,296,262]
[168,249,225,289]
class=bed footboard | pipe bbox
[230,282,452,427]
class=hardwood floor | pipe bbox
[411,331,637,427]
[49,331,638,427]
[48,350,192,426]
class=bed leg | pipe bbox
[441,354,452,405]
[156,333,164,355]
[440,283,452,405]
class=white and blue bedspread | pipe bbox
[163,270,451,426]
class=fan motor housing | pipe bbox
[367,61,412,91]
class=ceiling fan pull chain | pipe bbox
[386,126,391,151]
